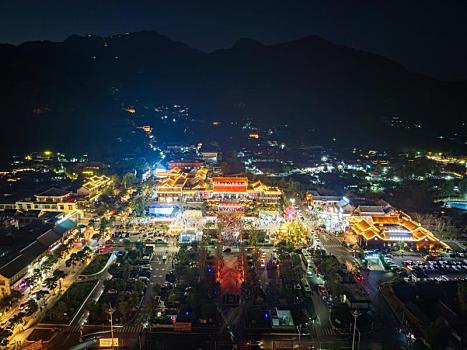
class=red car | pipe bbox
[354,273,365,282]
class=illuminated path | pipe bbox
[434,196,467,203]
[77,251,117,281]
[219,254,242,295]
[435,197,467,211]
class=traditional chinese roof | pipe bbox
[36,188,70,197]
[80,175,111,191]
[349,212,449,248]
[212,177,248,184]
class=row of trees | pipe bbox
[88,253,145,324]
[319,255,344,294]
[412,213,461,240]
[65,246,92,267]
[44,281,95,323]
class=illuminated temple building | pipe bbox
[349,210,449,250]
[205,177,282,210]
[155,167,208,202]
[155,168,282,209]
[77,174,112,201]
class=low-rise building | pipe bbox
[0,187,81,215]
[349,210,449,250]
[385,282,467,349]
[15,188,79,214]
[155,168,282,210]
[77,174,112,201]
[168,161,202,170]
[200,151,219,163]
[342,284,371,310]
[0,218,77,298]
[156,167,208,203]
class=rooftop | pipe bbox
[349,211,449,248]
[0,241,47,279]
[36,188,71,197]
[0,219,76,280]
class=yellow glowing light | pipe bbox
[249,133,260,139]
[99,338,119,347]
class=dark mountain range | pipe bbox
[0,30,465,159]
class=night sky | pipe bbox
[1,0,466,80]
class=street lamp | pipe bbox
[351,310,362,350]
[108,304,116,350]
[296,324,302,349]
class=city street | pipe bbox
[134,244,178,326]
[5,229,100,348]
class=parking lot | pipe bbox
[382,252,467,282]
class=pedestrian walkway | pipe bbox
[66,325,81,333]
[114,325,143,334]
[323,243,342,249]
[67,324,143,334]
[314,325,335,337]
